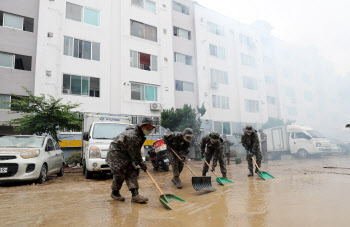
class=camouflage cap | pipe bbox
[209,132,220,141]
[183,128,193,137]
[141,117,155,128]
[244,125,254,133]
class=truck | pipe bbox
[82,114,131,179]
[264,125,332,159]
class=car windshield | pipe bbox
[307,130,324,138]
[0,136,45,148]
[92,123,128,139]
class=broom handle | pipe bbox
[248,150,262,172]
[170,148,197,177]
[145,170,164,194]
[203,158,219,178]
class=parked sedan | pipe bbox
[0,135,64,183]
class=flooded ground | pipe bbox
[1,155,350,226]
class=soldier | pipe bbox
[163,128,193,189]
[212,135,234,166]
[241,125,262,177]
[200,132,227,178]
[259,129,268,163]
[106,117,155,203]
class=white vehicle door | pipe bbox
[45,139,58,174]
[291,132,313,153]
[54,140,64,170]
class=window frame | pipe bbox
[173,1,189,15]
[245,99,259,113]
[3,12,24,30]
[173,26,191,40]
[130,50,158,71]
[209,44,225,59]
[65,2,100,26]
[64,36,100,61]
[174,52,192,66]
[0,52,15,69]
[130,83,158,102]
[175,80,194,92]
[131,0,157,13]
[130,20,157,42]
[210,68,228,85]
[62,74,100,98]
[243,76,258,90]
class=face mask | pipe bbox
[184,137,191,142]
[210,140,217,144]
[143,129,152,136]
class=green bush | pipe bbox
[66,152,82,164]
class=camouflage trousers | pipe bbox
[246,151,262,173]
[213,152,230,165]
[203,149,227,175]
[168,152,184,183]
[111,165,139,192]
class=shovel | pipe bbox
[145,170,185,210]
[169,148,215,192]
[202,158,233,185]
[247,150,274,180]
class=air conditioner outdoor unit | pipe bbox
[211,82,218,88]
[62,89,70,94]
[150,102,161,111]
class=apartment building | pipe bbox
[0,0,39,134]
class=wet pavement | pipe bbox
[1,155,350,226]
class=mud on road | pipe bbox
[1,155,350,226]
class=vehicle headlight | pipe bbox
[316,142,322,147]
[89,146,101,158]
[21,150,40,159]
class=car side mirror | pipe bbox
[83,132,89,141]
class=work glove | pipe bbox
[181,156,186,162]
[201,152,204,158]
[131,161,138,170]
[139,161,147,172]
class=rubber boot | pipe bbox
[222,173,227,178]
[171,177,177,185]
[111,190,125,201]
[255,168,259,173]
[131,189,148,203]
[176,181,182,189]
[202,171,207,176]
[248,170,254,177]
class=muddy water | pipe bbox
[1,155,350,226]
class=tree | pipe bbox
[161,104,205,133]
[261,117,294,129]
[5,88,82,142]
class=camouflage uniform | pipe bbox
[213,136,234,165]
[106,125,146,192]
[163,131,191,186]
[241,127,262,174]
[259,130,268,163]
[201,133,227,176]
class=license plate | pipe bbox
[0,167,8,173]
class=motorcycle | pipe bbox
[149,139,170,171]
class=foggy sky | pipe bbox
[197,0,350,77]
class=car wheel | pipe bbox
[85,167,93,179]
[57,163,64,177]
[37,164,48,184]
[297,149,309,159]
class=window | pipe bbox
[130,20,157,42]
[174,52,192,65]
[0,51,31,71]
[207,21,224,36]
[64,36,100,61]
[245,99,259,113]
[131,83,158,101]
[209,44,225,59]
[66,2,100,26]
[84,8,100,26]
[295,132,308,139]
[173,1,189,15]
[239,34,255,48]
[304,91,312,101]
[212,95,229,109]
[173,27,191,40]
[265,75,275,84]
[210,69,228,85]
[241,54,255,66]
[62,74,100,97]
[175,80,194,92]
[287,107,296,116]
[130,50,157,71]
[243,76,257,90]
[214,121,231,135]
[131,0,156,13]
[263,56,273,64]
[0,52,14,68]
[267,96,276,105]
[0,94,10,109]
[0,11,33,32]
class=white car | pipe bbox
[331,144,342,153]
[0,135,65,184]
